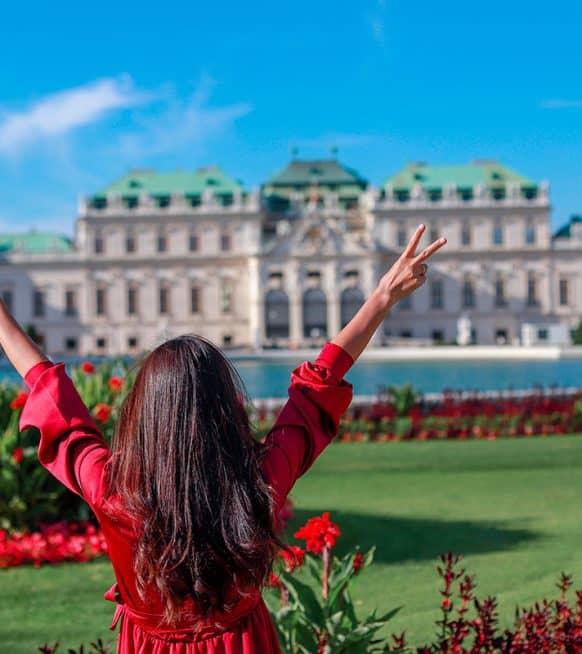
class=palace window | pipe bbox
[432,330,444,343]
[526,273,538,307]
[126,233,136,253]
[191,286,201,314]
[461,224,472,246]
[399,295,412,311]
[159,284,171,315]
[33,289,46,318]
[127,285,138,316]
[559,278,569,306]
[157,234,167,253]
[65,337,78,352]
[220,233,232,252]
[128,336,138,349]
[492,223,504,246]
[430,279,444,309]
[65,289,77,317]
[494,275,506,307]
[429,225,439,243]
[462,277,475,308]
[96,337,107,350]
[96,287,107,316]
[94,231,104,254]
[221,282,233,313]
[223,334,233,346]
[525,221,536,245]
[122,196,138,210]
[397,226,407,247]
[189,233,199,252]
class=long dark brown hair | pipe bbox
[106,335,279,624]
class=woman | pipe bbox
[1,225,445,653]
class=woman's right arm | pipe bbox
[262,224,447,505]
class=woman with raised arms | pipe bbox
[0,225,445,653]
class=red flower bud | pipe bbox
[12,447,24,464]
[10,391,29,411]
[93,403,112,423]
[81,361,95,374]
[353,552,365,572]
[108,377,123,392]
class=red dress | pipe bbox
[19,342,354,654]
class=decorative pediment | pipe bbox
[263,214,374,258]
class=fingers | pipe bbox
[415,237,447,263]
[403,224,426,257]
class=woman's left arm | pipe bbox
[0,298,110,509]
[0,299,49,376]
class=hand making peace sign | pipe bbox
[378,224,447,307]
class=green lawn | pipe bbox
[2,436,582,652]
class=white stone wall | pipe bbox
[0,183,580,355]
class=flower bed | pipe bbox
[254,387,582,443]
[0,520,107,568]
[1,360,581,533]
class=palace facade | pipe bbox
[0,158,580,356]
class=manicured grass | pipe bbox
[2,436,582,651]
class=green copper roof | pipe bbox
[94,166,244,199]
[554,215,582,239]
[264,159,368,188]
[0,232,74,255]
[384,161,536,191]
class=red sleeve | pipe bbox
[19,362,110,509]
[262,342,354,510]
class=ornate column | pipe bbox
[327,291,340,338]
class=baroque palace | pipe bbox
[0,158,580,356]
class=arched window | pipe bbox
[265,289,290,339]
[340,287,364,327]
[303,288,327,338]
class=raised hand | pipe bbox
[377,224,447,307]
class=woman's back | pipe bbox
[19,342,354,653]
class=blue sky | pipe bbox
[1,0,581,233]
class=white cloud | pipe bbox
[0,76,146,154]
[540,99,582,109]
[116,75,252,158]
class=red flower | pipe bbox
[108,377,123,392]
[267,572,281,588]
[93,403,112,423]
[353,552,365,572]
[279,546,305,572]
[10,391,29,410]
[81,361,94,374]
[442,597,452,609]
[12,447,24,465]
[294,512,341,555]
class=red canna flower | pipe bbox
[10,391,29,410]
[294,512,341,555]
[93,403,112,423]
[279,546,305,572]
[267,572,281,588]
[81,361,94,374]
[108,376,123,392]
[353,552,365,572]
[12,447,24,464]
